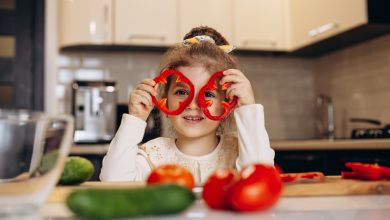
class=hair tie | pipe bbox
[182,35,235,53]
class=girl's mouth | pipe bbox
[183,115,204,123]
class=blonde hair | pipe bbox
[158,26,238,137]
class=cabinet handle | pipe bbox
[128,35,166,42]
[308,22,338,37]
[242,39,277,47]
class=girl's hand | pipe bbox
[128,79,157,121]
[220,69,255,107]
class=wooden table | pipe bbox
[40,177,390,219]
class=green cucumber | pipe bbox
[59,156,94,185]
[66,184,196,219]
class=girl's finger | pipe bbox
[223,69,244,76]
[134,90,153,107]
[220,74,244,85]
[226,85,241,99]
[137,83,157,96]
[140,78,156,86]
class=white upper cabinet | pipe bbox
[114,0,178,46]
[178,0,233,43]
[232,0,288,51]
[288,0,367,49]
[59,0,112,47]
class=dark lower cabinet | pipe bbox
[275,150,390,175]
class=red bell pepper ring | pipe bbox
[197,72,238,121]
[344,162,383,181]
[151,69,194,115]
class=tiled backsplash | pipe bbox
[315,34,390,139]
[57,34,390,140]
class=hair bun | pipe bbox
[183,26,229,46]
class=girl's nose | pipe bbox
[186,93,200,110]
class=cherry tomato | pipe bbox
[146,164,195,189]
[228,164,283,212]
[202,169,237,210]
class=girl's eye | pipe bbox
[174,89,189,96]
[204,90,216,98]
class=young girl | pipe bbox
[100,26,275,184]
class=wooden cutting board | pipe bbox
[47,177,390,203]
[282,176,390,197]
[48,181,144,203]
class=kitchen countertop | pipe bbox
[272,138,390,150]
[70,139,390,155]
[38,195,390,219]
[35,178,390,219]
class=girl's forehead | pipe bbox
[176,66,212,86]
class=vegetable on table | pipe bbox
[342,162,390,181]
[59,156,94,185]
[202,163,283,212]
[147,164,195,189]
[66,184,195,219]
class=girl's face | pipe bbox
[167,66,224,139]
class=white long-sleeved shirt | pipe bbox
[100,104,275,184]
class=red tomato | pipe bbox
[146,164,195,189]
[202,169,237,210]
[228,164,283,212]
[274,164,283,174]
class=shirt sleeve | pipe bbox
[234,104,275,170]
[100,114,152,181]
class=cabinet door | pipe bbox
[114,0,178,46]
[179,0,232,43]
[59,0,112,47]
[289,0,367,49]
[233,0,288,51]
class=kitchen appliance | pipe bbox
[72,81,117,143]
[350,118,390,139]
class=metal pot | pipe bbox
[350,118,390,139]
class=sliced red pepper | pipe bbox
[345,162,383,181]
[151,69,194,115]
[280,174,297,183]
[341,171,361,180]
[382,166,390,180]
[197,72,238,121]
[280,172,325,183]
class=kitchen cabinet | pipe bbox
[59,0,113,47]
[232,0,289,51]
[178,0,233,43]
[114,0,178,46]
[288,0,367,50]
